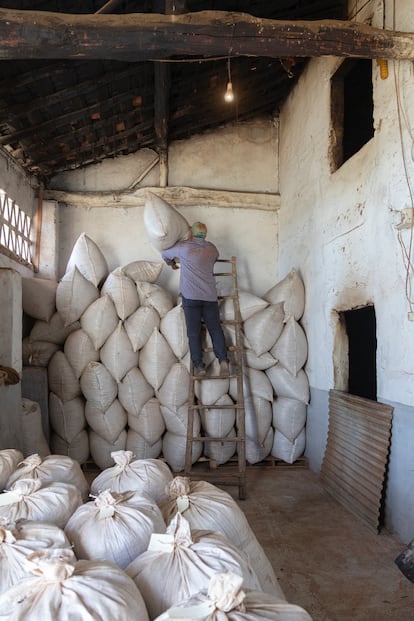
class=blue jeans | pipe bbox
[181,296,228,368]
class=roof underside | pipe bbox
[0,1,348,183]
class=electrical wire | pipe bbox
[392,8,414,311]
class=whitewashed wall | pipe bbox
[278,0,414,542]
[52,118,280,298]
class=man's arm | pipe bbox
[162,247,180,269]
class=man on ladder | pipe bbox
[161,221,229,377]
[162,221,246,499]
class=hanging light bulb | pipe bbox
[224,81,234,102]
[224,57,235,103]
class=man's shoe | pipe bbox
[219,360,229,377]
[194,367,206,378]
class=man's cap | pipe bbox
[191,222,207,238]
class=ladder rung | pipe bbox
[190,436,245,443]
[202,345,243,353]
[189,403,245,411]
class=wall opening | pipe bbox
[330,59,374,171]
[343,305,377,401]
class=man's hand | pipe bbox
[166,258,179,270]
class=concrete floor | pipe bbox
[232,465,414,621]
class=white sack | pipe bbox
[0,520,71,595]
[50,430,90,465]
[245,348,278,371]
[143,191,190,251]
[56,267,99,327]
[89,429,127,470]
[271,428,306,464]
[48,351,81,402]
[127,397,165,444]
[126,431,163,460]
[20,399,50,458]
[0,548,149,621]
[160,303,189,358]
[118,367,154,416]
[124,304,160,352]
[99,321,139,382]
[0,449,24,490]
[194,360,229,405]
[272,397,307,442]
[65,489,166,569]
[22,338,59,367]
[121,259,163,283]
[49,393,86,444]
[65,232,108,287]
[22,277,57,322]
[230,367,273,403]
[264,268,306,321]
[243,303,285,357]
[85,399,128,444]
[126,513,261,620]
[80,294,119,350]
[139,327,176,390]
[271,315,308,376]
[0,479,82,529]
[246,426,274,465]
[6,453,89,502]
[200,393,236,438]
[90,452,173,504]
[204,427,236,465]
[160,477,283,598]
[160,402,200,437]
[221,289,268,321]
[80,361,117,410]
[162,431,202,472]
[101,267,140,320]
[30,311,80,345]
[136,281,174,318]
[244,394,273,444]
[64,328,99,378]
[155,571,312,621]
[266,366,310,404]
[156,362,189,410]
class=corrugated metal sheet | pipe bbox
[320,390,393,533]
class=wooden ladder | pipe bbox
[184,256,247,499]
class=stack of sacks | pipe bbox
[154,571,313,621]
[21,277,59,368]
[125,512,262,620]
[160,476,284,599]
[20,399,50,458]
[0,548,149,621]
[263,269,309,464]
[23,190,308,467]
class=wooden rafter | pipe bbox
[0,9,413,61]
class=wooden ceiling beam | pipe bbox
[0,9,413,61]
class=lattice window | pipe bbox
[0,189,33,267]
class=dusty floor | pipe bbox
[229,464,414,621]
